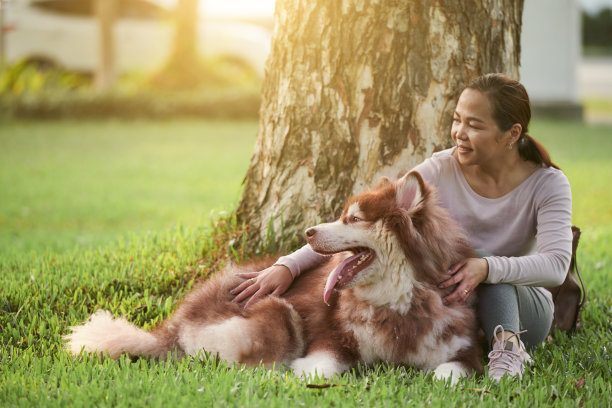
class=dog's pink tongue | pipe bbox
[323,252,362,305]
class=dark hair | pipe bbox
[466,73,559,169]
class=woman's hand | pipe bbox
[438,258,489,304]
[230,265,294,309]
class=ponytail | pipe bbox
[517,134,560,170]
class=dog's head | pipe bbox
[306,171,472,307]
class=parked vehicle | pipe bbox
[2,0,271,76]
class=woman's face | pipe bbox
[451,88,510,167]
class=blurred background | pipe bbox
[0,0,610,120]
[0,0,277,118]
[576,0,612,122]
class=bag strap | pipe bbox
[570,226,586,331]
[571,226,586,308]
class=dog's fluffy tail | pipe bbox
[65,310,172,359]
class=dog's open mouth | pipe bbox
[323,247,376,304]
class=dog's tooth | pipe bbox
[357,254,369,265]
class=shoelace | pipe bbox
[492,327,527,346]
[487,348,524,372]
[488,327,529,375]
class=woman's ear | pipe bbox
[373,176,392,190]
[508,123,522,146]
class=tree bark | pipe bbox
[94,0,117,91]
[237,0,524,251]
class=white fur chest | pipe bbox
[344,317,398,364]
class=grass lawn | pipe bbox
[0,119,257,255]
[1,118,610,407]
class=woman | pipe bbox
[231,73,573,381]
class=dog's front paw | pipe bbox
[291,351,348,378]
[432,362,471,385]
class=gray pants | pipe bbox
[476,283,553,351]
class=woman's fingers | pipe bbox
[231,271,262,296]
[442,285,472,304]
[439,258,489,305]
[232,280,259,303]
[242,280,278,308]
[230,278,254,296]
[440,259,471,303]
[448,259,468,275]
[438,275,455,289]
[236,272,259,279]
[231,265,294,308]
[244,288,268,309]
[438,263,466,289]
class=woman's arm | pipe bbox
[274,244,329,278]
[484,172,573,287]
[231,244,328,308]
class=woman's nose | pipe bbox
[454,123,467,140]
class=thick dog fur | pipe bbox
[65,171,482,382]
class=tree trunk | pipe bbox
[94,0,117,91]
[169,0,199,73]
[237,0,524,251]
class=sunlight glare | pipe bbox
[201,0,276,17]
[158,0,276,18]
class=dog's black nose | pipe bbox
[305,227,316,238]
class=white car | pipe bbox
[2,0,271,76]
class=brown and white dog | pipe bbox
[65,171,482,382]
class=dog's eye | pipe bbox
[349,216,362,223]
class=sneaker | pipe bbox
[487,325,532,382]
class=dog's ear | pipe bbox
[396,171,425,212]
[373,176,392,190]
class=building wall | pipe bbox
[520,0,582,116]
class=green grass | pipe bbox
[0,119,257,255]
[1,118,611,407]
